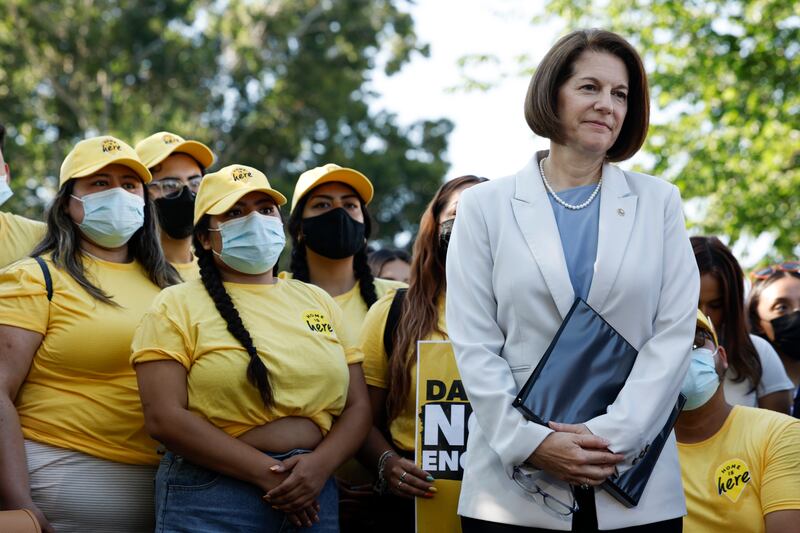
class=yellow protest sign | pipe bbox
[415,340,471,533]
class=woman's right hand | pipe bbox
[253,460,320,528]
[385,454,436,499]
[526,429,624,486]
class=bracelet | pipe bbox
[373,449,396,495]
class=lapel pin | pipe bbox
[617,208,625,216]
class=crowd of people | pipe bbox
[0,27,798,533]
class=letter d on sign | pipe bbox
[427,380,447,400]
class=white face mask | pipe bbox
[71,188,145,248]
[680,347,720,411]
[0,175,12,207]
[209,212,285,275]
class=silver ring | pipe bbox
[398,480,404,489]
[400,471,408,481]
[580,481,590,490]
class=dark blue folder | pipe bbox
[512,298,685,507]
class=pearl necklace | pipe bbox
[539,157,602,210]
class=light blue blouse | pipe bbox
[547,185,601,301]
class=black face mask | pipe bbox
[771,311,800,361]
[439,218,455,257]
[302,207,365,259]
[154,186,195,240]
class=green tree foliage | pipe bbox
[542,0,799,256]
[0,0,452,243]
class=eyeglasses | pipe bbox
[512,466,579,519]
[751,262,800,281]
[149,176,203,199]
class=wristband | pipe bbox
[373,449,396,495]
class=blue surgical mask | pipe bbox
[681,347,720,410]
[71,187,145,248]
[0,175,12,206]
[210,212,285,275]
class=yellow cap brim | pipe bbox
[68,157,153,185]
[291,168,374,211]
[195,187,288,225]
[696,310,719,347]
[146,140,215,169]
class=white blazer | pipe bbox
[445,153,699,530]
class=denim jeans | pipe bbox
[155,449,339,532]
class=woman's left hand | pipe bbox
[548,422,595,439]
[264,452,331,512]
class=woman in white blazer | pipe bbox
[445,29,699,532]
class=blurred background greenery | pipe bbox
[0,0,452,247]
[1,0,797,259]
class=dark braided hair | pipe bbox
[193,216,273,407]
[288,184,377,307]
[353,246,378,307]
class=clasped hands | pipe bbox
[262,452,330,528]
[527,422,624,487]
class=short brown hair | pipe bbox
[524,29,649,162]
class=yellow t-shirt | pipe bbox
[0,212,46,268]
[131,278,363,436]
[171,257,200,281]
[362,292,447,452]
[678,405,800,533]
[0,255,164,464]
[278,272,406,343]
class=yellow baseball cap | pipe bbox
[290,163,374,212]
[696,310,719,348]
[59,136,152,187]
[194,164,287,224]
[134,131,215,170]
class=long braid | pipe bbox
[353,246,378,307]
[196,245,273,407]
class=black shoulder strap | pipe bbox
[33,256,53,301]
[382,288,407,359]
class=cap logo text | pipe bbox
[102,139,122,153]
[162,134,181,145]
[232,167,252,182]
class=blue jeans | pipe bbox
[155,449,339,532]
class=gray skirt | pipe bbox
[25,439,156,533]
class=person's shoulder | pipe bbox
[616,166,678,199]
[271,275,330,304]
[0,211,45,229]
[750,334,778,357]
[462,175,511,200]
[154,278,206,306]
[0,254,65,296]
[369,290,397,317]
[281,277,336,304]
[374,277,407,297]
[733,405,799,433]
[0,255,46,279]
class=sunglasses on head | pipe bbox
[750,261,800,281]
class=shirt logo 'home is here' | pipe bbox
[715,458,751,503]
[303,311,333,335]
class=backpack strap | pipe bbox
[382,288,407,359]
[33,256,53,301]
